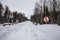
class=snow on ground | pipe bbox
[0,21,60,40]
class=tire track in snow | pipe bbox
[30,24,47,40]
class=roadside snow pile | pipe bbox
[0,21,60,40]
[0,23,24,40]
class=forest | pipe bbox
[0,2,28,24]
[31,0,60,25]
[0,0,60,25]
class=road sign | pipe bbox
[44,16,49,24]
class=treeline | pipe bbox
[31,0,60,25]
[1,0,60,25]
[0,2,28,24]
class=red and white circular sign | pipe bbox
[44,16,49,23]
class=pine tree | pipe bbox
[0,2,3,18]
[4,5,9,18]
[44,5,49,16]
[52,0,57,24]
[13,11,17,22]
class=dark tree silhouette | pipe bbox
[13,11,17,22]
[4,5,9,18]
[52,0,58,24]
[0,2,3,18]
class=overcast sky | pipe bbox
[0,0,39,19]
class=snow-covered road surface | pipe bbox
[0,21,60,40]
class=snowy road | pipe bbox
[0,21,60,40]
